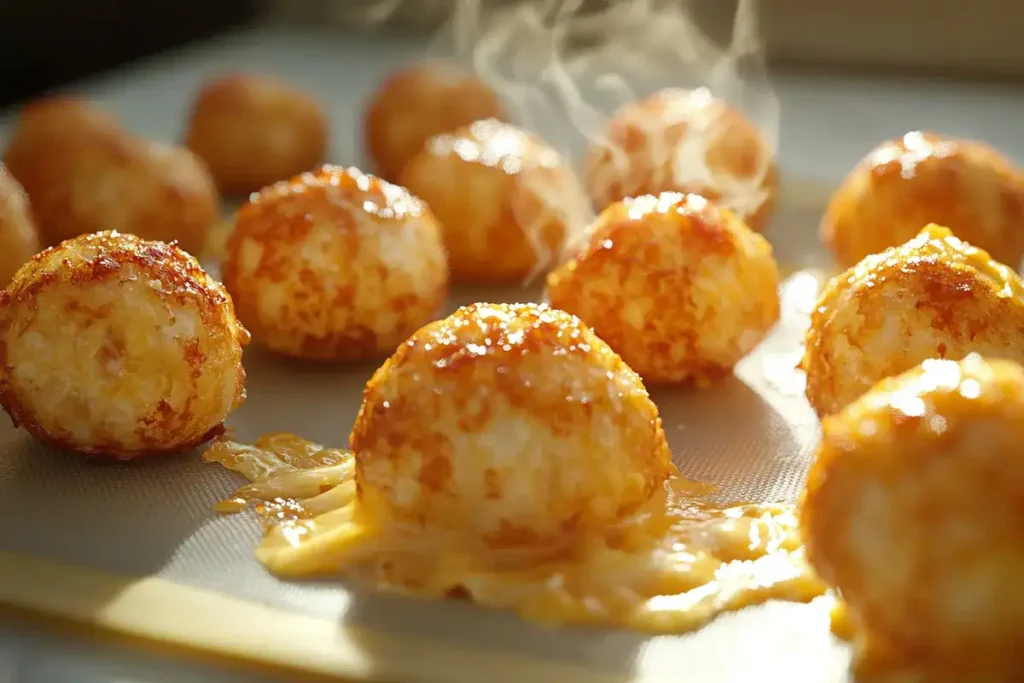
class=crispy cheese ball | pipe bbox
[0,166,41,287]
[822,131,1024,269]
[221,165,448,361]
[802,224,1024,418]
[350,303,675,548]
[0,231,249,459]
[185,74,329,196]
[547,192,780,385]
[399,118,590,284]
[6,120,219,256]
[364,61,508,182]
[583,88,778,231]
[801,354,1024,671]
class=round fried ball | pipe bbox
[0,165,41,286]
[221,165,448,361]
[399,118,590,284]
[801,354,1024,670]
[364,61,508,183]
[583,88,778,231]
[547,192,780,385]
[822,131,1024,269]
[7,123,219,255]
[0,231,249,459]
[802,224,1024,418]
[185,74,329,196]
[350,302,675,548]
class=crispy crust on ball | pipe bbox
[221,165,448,361]
[821,131,1024,269]
[583,88,778,232]
[801,355,1024,665]
[185,74,329,196]
[0,165,41,287]
[802,224,1024,417]
[0,231,249,459]
[364,61,508,182]
[547,193,781,385]
[399,119,589,284]
[351,302,674,547]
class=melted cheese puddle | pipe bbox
[204,432,825,633]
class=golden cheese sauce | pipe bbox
[204,432,825,633]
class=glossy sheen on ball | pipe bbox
[802,354,1024,670]
[185,74,329,195]
[350,303,675,548]
[3,101,219,256]
[364,61,508,182]
[547,193,780,385]
[583,88,778,231]
[399,118,590,284]
[822,131,1024,269]
[0,231,249,459]
[802,224,1024,418]
[221,166,448,361]
[0,165,41,287]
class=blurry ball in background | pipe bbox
[399,118,590,284]
[547,192,780,385]
[2,97,219,256]
[364,61,508,182]
[221,165,448,361]
[802,354,1024,674]
[821,131,1024,269]
[584,88,778,232]
[0,231,249,460]
[185,74,329,196]
[802,224,1024,418]
[0,165,41,287]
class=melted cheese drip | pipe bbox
[204,433,825,633]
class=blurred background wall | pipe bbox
[1,0,1020,108]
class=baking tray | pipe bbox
[0,27,853,683]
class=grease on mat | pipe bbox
[204,432,825,634]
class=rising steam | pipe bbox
[362,0,779,280]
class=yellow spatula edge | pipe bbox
[0,552,627,683]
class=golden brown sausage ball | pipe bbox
[399,118,590,284]
[0,231,249,460]
[0,165,41,286]
[3,98,219,255]
[364,61,508,182]
[221,165,448,361]
[822,131,1024,269]
[185,74,329,196]
[547,192,780,385]
[801,354,1024,676]
[583,88,778,231]
[802,224,1024,418]
[351,302,675,548]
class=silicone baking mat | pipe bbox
[0,28,852,683]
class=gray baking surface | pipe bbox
[2,23,1024,683]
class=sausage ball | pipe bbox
[822,131,1024,269]
[801,354,1024,674]
[583,88,778,231]
[351,302,675,548]
[185,74,329,196]
[364,61,508,182]
[399,118,590,284]
[221,165,448,361]
[0,166,41,286]
[546,192,780,385]
[6,118,219,256]
[0,231,249,460]
[802,224,1024,418]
